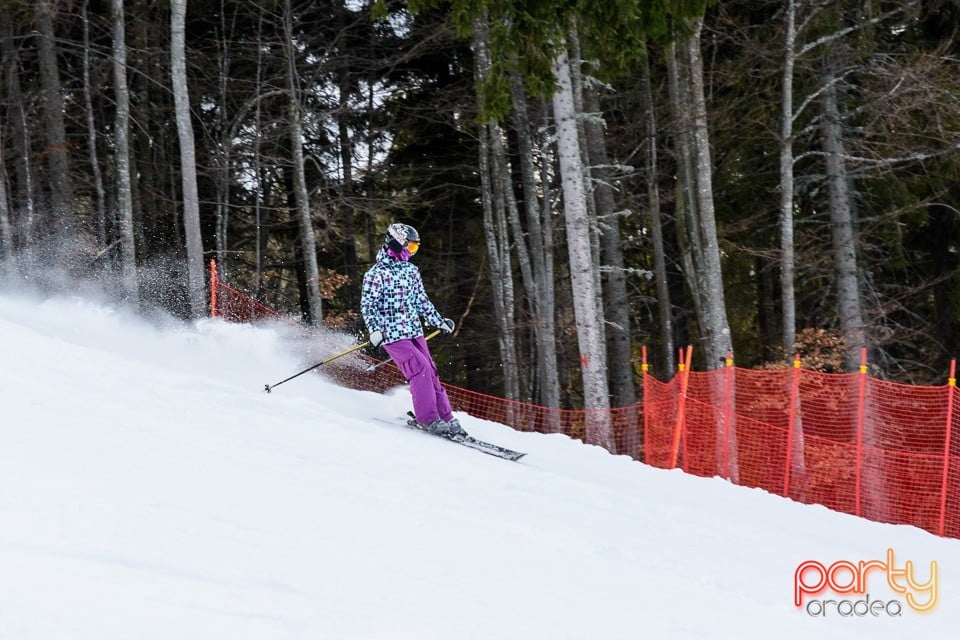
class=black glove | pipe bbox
[369,330,384,347]
[439,318,455,334]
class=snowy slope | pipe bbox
[1,289,958,639]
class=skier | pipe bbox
[361,223,467,438]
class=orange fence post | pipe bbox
[722,351,734,479]
[854,348,868,517]
[939,359,957,536]
[642,345,649,463]
[782,354,802,497]
[669,345,693,469]
[209,260,219,318]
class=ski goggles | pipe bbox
[405,240,420,255]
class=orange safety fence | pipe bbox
[210,262,960,539]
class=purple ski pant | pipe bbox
[383,335,453,425]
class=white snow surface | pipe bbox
[1,289,958,639]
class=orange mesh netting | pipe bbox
[211,263,960,539]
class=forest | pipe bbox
[1,0,959,426]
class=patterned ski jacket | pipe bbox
[361,247,445,345]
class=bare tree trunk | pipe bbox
[0,148,13,264]
[819,66,866,370]
[337,73,359,307]
[668,26,735,366]
[214,2,232,275]
[786,0,918,366]
[778,0,810,495]
[582,75,635,409]
[479,128,519,400]
[364,80,378,264]
[510,76,560,414]
[666,41,704,332]
[252,4,266,296]
[539,98,560,416]
[552,48,612,449]
[171,0,207,317]
[779,0,798,358]
[0,9,26,265]
[490,123,533,401]
[688,22,738,482]
[640,49,675,375]
[9,81,35,261]
[283,0,323,326]
[566,30,606,349]
[473,23,520,403]
[486,123,521,404]
[819,48,882,517]
[333,0,359,305]
[35,0,74,240]
[489,84,548,404]
[685,21,733,367]
[111,0,139,303]
[670,22,739,481]
[81,0,107,247]
[127,16,149,259]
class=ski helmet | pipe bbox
[385,223,420,256]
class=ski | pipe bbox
[376,414,526,462]
[407,419,526,461]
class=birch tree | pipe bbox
[639,47,675,375]
[665,38,706,361]
[510,76,561,413]
[213,5,233,275]
[553,48,613,448]
[779,0,799,357]
[667,24,733,370]
[81,0,107,247]
[473,23,521,405]
[776,0,922,368]
[111,0,139,302]
[581,73,635,409]
[470,14,560,414]
[283,0,323,326]
[819,57,866,370]
[667,19,738,480]
[171,0,206,317]
[478,121,521,404]
[253,7,266,295]
[685,19,733,369]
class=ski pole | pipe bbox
[366,329,442,372]
[265,341,370,393]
